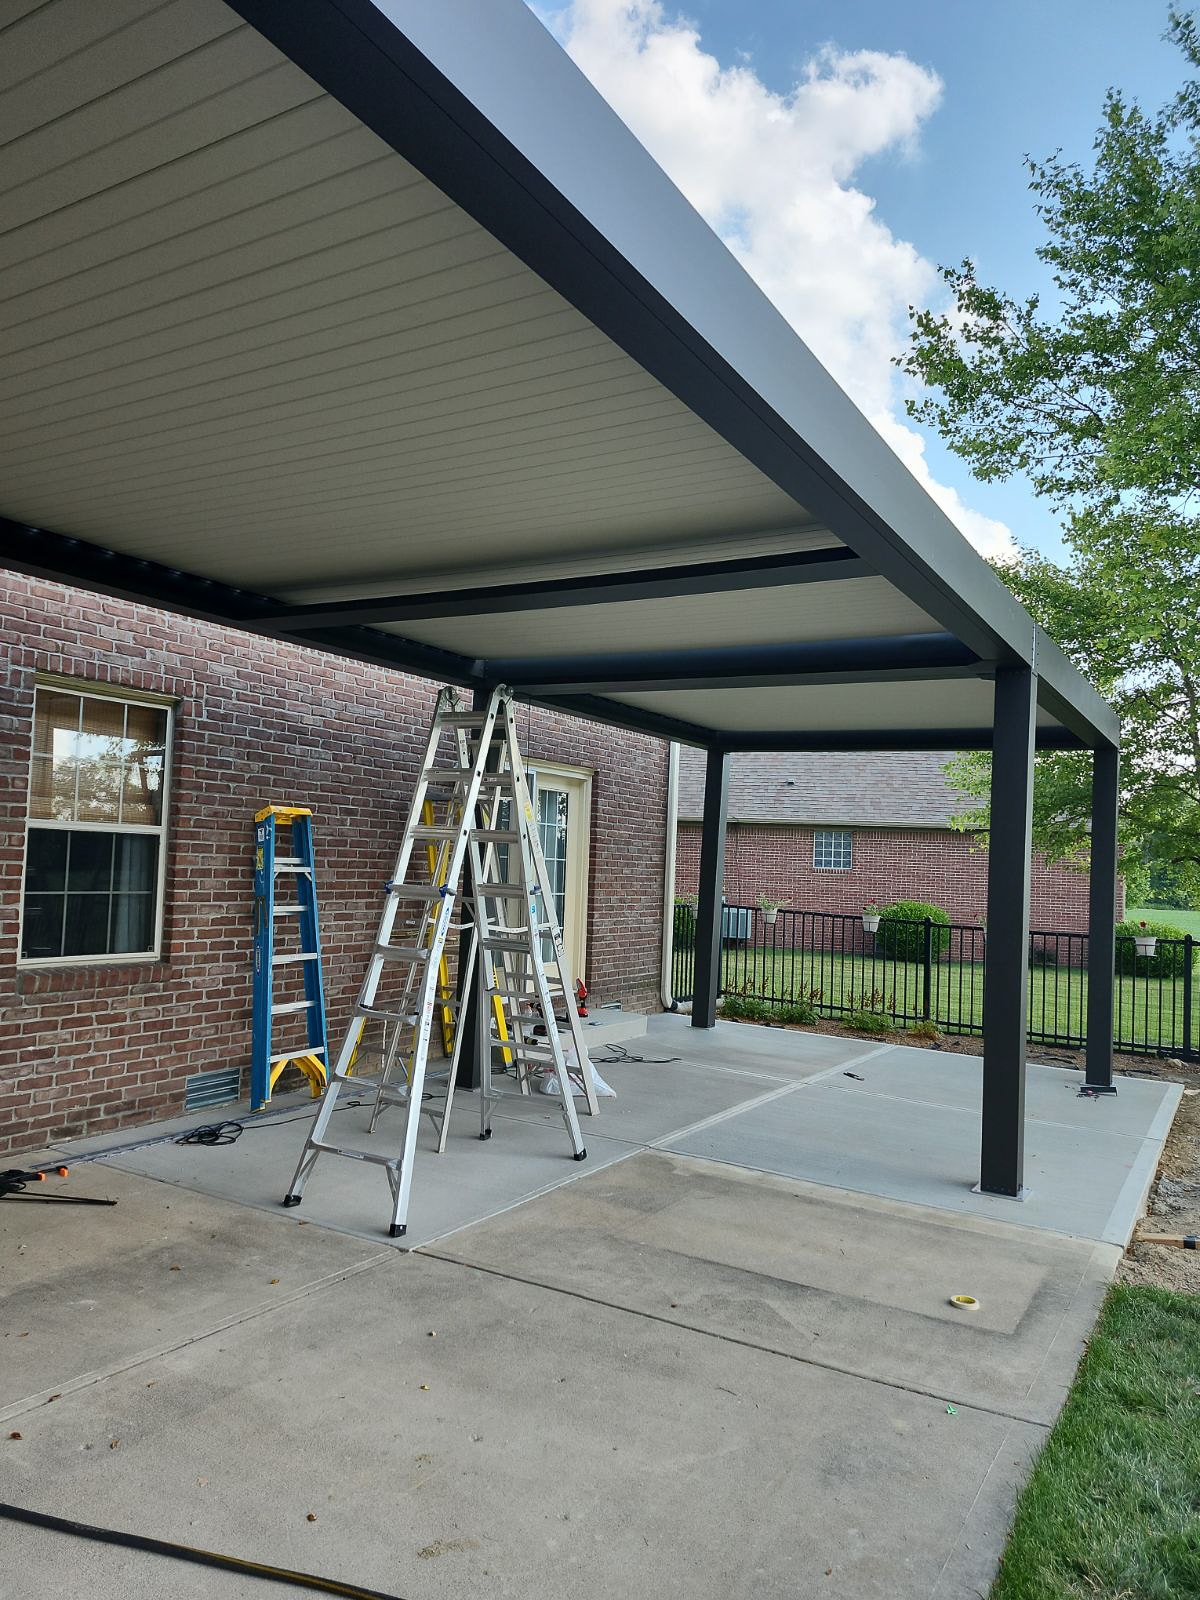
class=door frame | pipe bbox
[528,761,592,983]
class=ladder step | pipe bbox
[482,936,537,953]
[471,829,520,844]
[273,864,312,874]
[373,944,437,964]
[272,999,316,1014]
[412,824,462,839]
[357,1004,420,1025]
[272,905,308,916]
[272,952,319,965]
[271,1045,326,1065]
[437,713,504,729]
[309,1141,400,1168]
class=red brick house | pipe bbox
[0,573,669,1156]
[675,749,1113,931]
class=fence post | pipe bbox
[921,917,933,1020]
[1184,936,1195,1063]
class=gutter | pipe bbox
[660,741,680,1010]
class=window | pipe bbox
[490,765,592,979]
[20,683,172,963]
[813,829,852,871]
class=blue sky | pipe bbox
[537,2,1184,561]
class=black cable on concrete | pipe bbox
[594,1042,680,1065]
[0,1503,406,1600]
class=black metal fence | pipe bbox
[671,904,1199,1060]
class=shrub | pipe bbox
[843,1007,895,1034]
[908,1019,943,1043]
[875,901,952,962]
[720,993,818,1026]
[673,898,696,952]
[1114,919,1197,978]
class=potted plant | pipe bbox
[757,894,788,927]
[861,902,881,933]
[1134,920,1157,958]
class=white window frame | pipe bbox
[812,828,853,872]
[18,678,175,967]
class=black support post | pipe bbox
[1085,742,1120,1090]
[980,665,1037,1197]
[691,749,730,1030]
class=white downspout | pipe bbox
[660,740,680,1010]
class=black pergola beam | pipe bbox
[240,547,870,630]
[715,726,1082,752]
[488,633,979,695]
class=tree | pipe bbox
[898,9,1200,903]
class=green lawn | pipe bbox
[1128,906,1200,939]
[682,944,1199,1052]
[991,1285,1200,1599]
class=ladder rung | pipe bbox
[482,936,536,953]
[357,1004,420,1025]
[272,952,318,964]
[272,999,316,1014]
[388,885,450,901]
[471,830,520,844]
[437,713,504,730]
[270,1046,326,1065]
[373,944,436,964]
[309,1141,400,1168]
[275,856,304,866]
[471,883,526,898]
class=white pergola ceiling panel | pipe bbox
[603,679,1063,736]
[0,0,804,593]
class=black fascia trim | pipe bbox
[225,0,1117,748]
[0,518,480,687]
[241,547,869,631]
[715,726,1083,753]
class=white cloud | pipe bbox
[535,0,1017,560]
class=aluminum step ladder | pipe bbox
[282,686,595,1238]
[251,805,329,1113]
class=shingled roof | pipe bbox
[676,749,973,829]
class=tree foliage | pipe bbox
[899,10,1200,903]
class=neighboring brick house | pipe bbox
[676,749,1115,932]
[0,573,669,1157]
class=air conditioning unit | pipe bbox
[721,907,753,942]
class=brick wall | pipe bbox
[676,820,1120,931]
[0,573,668,1156]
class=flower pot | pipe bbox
[1134,935,1157,957]
[862,913,881,933]
[764,910,778,927]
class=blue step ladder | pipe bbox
[252,805,329,1113]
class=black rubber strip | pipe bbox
[0,1503,406,1599]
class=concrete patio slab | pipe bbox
[428,1151,1118,1425]
[0,1162,387,1417]
[655,1029,1179,1247]
[3,1194,1045,1600]
[53,1093,636,1251]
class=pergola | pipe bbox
[0,0,1120,1199]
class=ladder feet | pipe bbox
[282,1194,302,1208]
[572,1148,587,1162]
[478,1128,492,1141]
[389,1223,407,1238]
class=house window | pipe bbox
[813,829,852,871]
[20,683,173,963]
